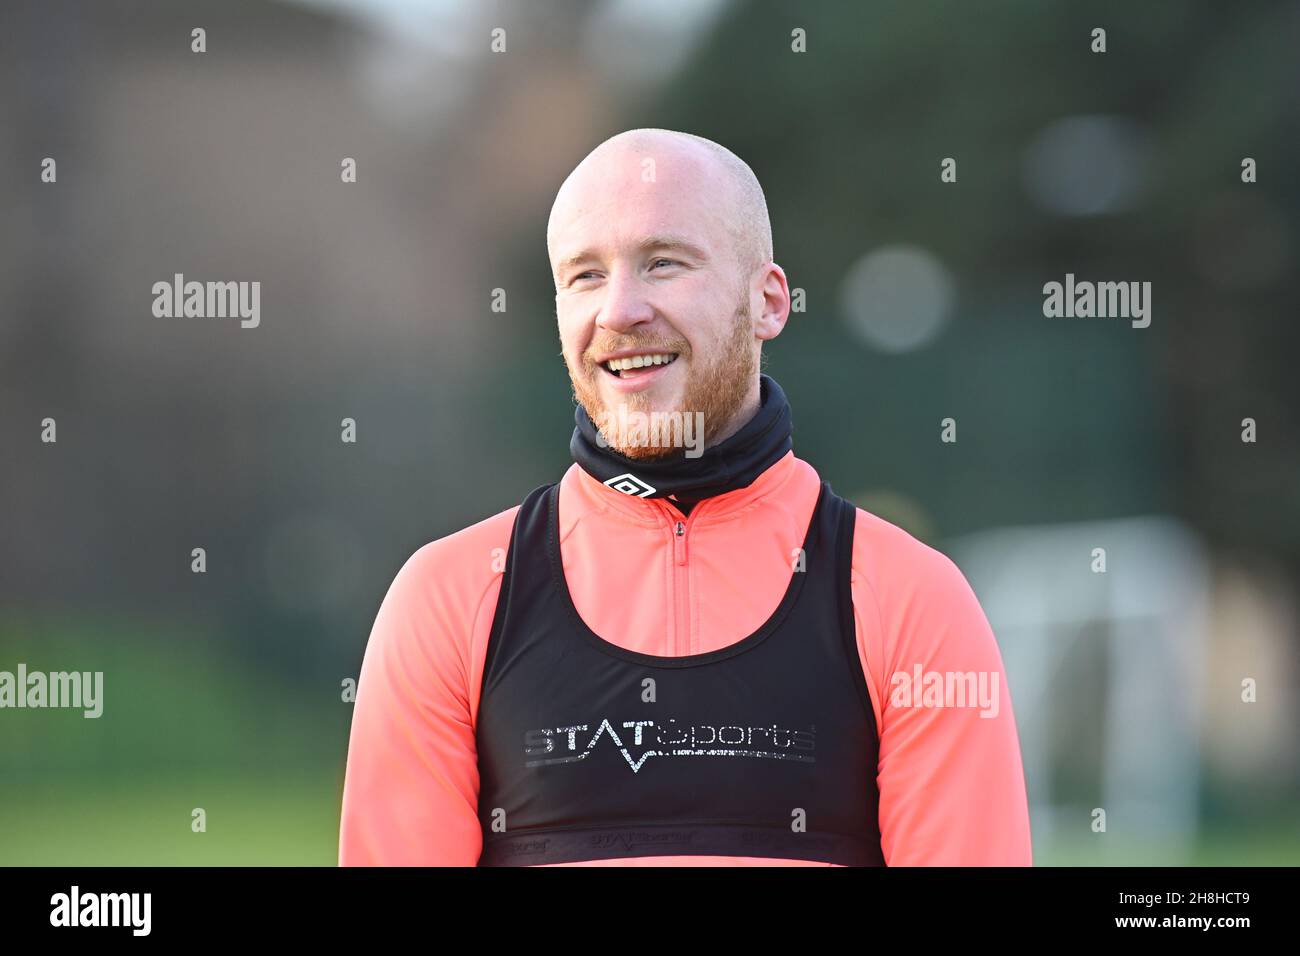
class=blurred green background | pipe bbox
[2,0,1297,865]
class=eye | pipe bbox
[650,258,678,270]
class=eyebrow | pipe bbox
[556,235,711,273]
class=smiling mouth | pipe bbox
[601,353,679,379]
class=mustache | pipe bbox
[584,340,689,365]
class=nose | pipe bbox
[595,266,655,334]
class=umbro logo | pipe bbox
[604,473,656,497]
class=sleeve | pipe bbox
[338,539,489,866]
[853,521,1033,866]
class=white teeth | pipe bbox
[606,353,677,372]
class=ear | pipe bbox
[753,263,791,342]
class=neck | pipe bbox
[570,373,794,505]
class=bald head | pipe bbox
[547,128,773,285]
[550,129,792,455]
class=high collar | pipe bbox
[571,449,801,524]
[569,373,794,509]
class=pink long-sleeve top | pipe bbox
[339,450,1032,866]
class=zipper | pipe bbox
[663,499,706,655]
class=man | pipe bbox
[339,128,1032,866]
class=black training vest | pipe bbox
[474,479,884,866]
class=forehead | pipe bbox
[548,146,733,266]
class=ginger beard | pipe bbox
[569,288,758,461]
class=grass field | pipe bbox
[3,770,1298,865]
[0,770,343,866]
[3,617,1296,867]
